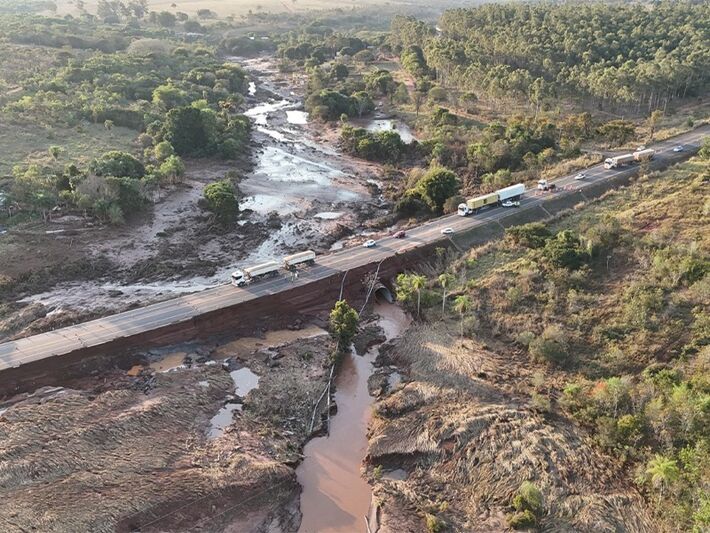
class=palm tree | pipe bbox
[438,273,454,317]
[453,295,471,341]
[412,275,426,318]
[646,454,680,502]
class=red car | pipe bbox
[393,230,406,238]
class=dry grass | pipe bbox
[368,325,659,532]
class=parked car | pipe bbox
[574,173,586,180]
[363,239,377,248]
[441,227,454,235]
[392,230,406,238]
[673,145,684,152]
[501,200,520,207]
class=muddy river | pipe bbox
[297,301,410,533]
[15,55,387,320]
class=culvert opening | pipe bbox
[374,284,393,303]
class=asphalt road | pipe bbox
[0,126,707,372]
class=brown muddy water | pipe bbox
[297,302,410,533]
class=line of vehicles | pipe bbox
[232,143,679,287]
[231,250,316,287]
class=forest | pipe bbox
[391,2,709,113]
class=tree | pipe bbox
[438,273,454,317]
[415,167,460,212]
[159,155,185,183]
[330,63,349,81]
[162,106,215,156]
[452,295,471,340]
[90,151,144,179]
[156,11,176,27]
[203,179,238,225]
[412,274,426,317]
[646,454,680,501]
[329,300,359,352]
[152,83,187,111]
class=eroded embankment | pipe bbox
[0,326,334,532]
[364,324,658,532]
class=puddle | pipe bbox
[150,351,188,372]
[297,302,410,533]
[314,212,344,220]
[363,119,416,144]
[208,367,260,439]
[215,325,327,359]
[208,403,242,439]
[230,367,260,396]
[287,110,308,125]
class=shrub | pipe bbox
[513,481,544,514]
[541,230,588,270]
[506,223,551,249]
[508,510,536,530]
[529,325,569,366]
[425,513,445,533]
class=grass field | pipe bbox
[0,121,136,176]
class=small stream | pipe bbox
[296,301,410,533]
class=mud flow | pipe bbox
[297,301,410,533]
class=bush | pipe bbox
[529,325,569,366]
[506,223,551,249]
[541,230,588,270]
[508,510,536,530]
[424,513,445,533]
[513,481,544,514]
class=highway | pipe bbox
[0,126,707,373]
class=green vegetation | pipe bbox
[391,3,709,111]
[202,179,238,226]
[329,299,360,353]
[0,9,250,226]
[397,158,710,530]
[340,126,406,164]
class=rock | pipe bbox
[127,365,144,377]
[222,357,243,372]
[107,289,123,298]
[353,325,386,355]
[374,339,397,367]
[368,372,388,397]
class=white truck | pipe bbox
[497,183,525,202]
[537,179,556,191]
[633,148,655,162]
[231,261,280,287]
[283,250,316,269]
[603,153,635,169]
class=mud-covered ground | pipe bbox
[0,323,335,532]
[363,323,659,532]
[0,55,387,342]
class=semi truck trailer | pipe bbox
[458,183,526,216]
[231,261,281,287]
[604,153,636,169]
[283,250,316,269]
[633,148,655,162]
